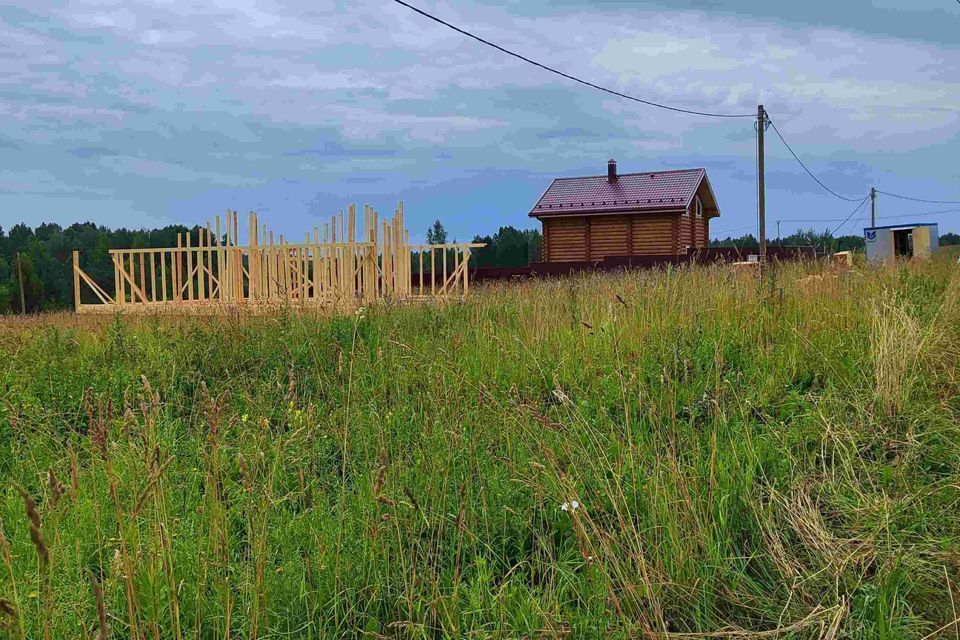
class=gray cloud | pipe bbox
[0,0,957,239]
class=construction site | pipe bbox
[72,203,483,313]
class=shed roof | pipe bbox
[529,167,716,218]
[864,222,938,231]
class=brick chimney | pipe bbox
[608,159,617,183]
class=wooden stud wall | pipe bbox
[73,203,485,313]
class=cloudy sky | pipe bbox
[1,0,958,242]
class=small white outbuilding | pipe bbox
[864,223,939,263]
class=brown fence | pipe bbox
[459,245,817,283]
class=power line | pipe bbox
[711,223,757,236]
[392,0,957,219]
[828,196,870,235]
[389,0,755,119]
[766,117,864,202]
[780,207,960,224]
[876,190,960,205]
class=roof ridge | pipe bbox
[552,167,705,181]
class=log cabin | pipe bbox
[529,160,721,262]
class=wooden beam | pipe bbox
[72,250,81,311]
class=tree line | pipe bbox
[0,222,206,314]
[1,220,955,313]
[0,220,545,313]
[710,229,959,254]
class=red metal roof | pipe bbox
[529,168,707,217]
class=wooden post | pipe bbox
[72,250,81,312]
[397,202,406,297]
[175,235,182,302]
[453,245,460,295]
[196,230,205,302]
[113,252,122,306]
[312,228,320,300]
[149,250,157,302]
[128,253,136,303]
[216,215,224,301]
[442,243,448,295]
[186,230,194,301]
[248,213,256,300]
[138,252,146,303]
[161,250,168,302]
[380,220,386,297]
[404,229,410,298]
[348,205,356,299]
[206,224,214,301]
[269,231,275,299]
[372,210,379,298]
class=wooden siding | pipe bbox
[589,216,629,258]
[545,218,588,262]
[632,214,676,255]
[543,210,708,261]
[676,210,710,252]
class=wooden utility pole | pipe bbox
[15,252,25,315]
[757,104,767,262]
[870,187,877,227]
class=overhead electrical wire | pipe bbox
[392,0,955,226]
[389,0,755,119]
[876,190,960,205]
[828,196,870,235]
[711,223,758,236]
[779,207,960,224]
[766,117,864,202]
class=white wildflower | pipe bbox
[560,500,580,512]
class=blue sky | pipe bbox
[1,0,958,242]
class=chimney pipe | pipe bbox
[608,159,617,182]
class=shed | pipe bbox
[528,161,720,262]
[864,223,939,263]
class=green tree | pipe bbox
[472,226,542,267]
[426,220,448,245]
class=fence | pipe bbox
[73,203,484,313]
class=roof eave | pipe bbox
[530,206,687,219]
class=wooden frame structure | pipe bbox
[73,203,484,313]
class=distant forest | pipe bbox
[1,221,956,313]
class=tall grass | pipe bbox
[1,258,959,638]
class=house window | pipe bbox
[695,196,703,219]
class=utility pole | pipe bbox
[776,220,781,245]
[870,187,877,227]
[757,104,766,262]
[15,252,25,315]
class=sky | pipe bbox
[1,0,958,243]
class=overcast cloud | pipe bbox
[1,0,958,240]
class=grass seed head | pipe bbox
[12,481,49,569]
[47,468,66,507]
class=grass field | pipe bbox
[1,258,959,639]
